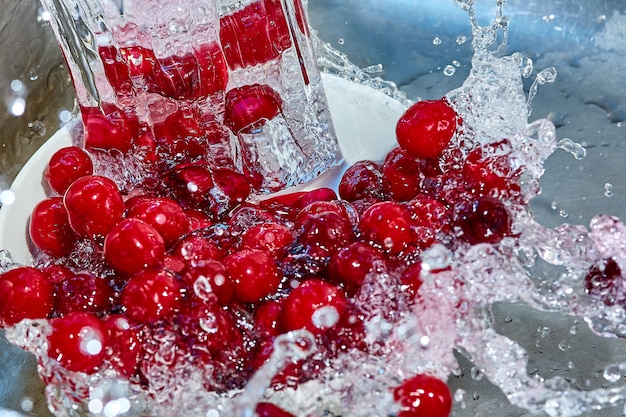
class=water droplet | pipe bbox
[470,367,485,381]
[472,391,480,400]
[603,364,622,383]
[443,65,456,76]
[433,37,442,46]
[0,190,16,206]
[456,35,467,45]
[452,60,461,67]
[504,316,513,323]
[557,340,570,351]
[454,388,466,402]
[37,7,52,24]
[559,210,569,219]
[569,325,578,335]
[419,335,430,348]
[312,306,340,329]
[604,183,614,198]
[538,326,551,338]
[21,397,34,412]
[338,38,345,45]
[557,138,586,159]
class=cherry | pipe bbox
[182,260,235,306]
[328,242,387,295]
[81,104,138,153]
[104,218,166,276]
[297,211,355,260]
[256,402,296,417]
[219,0,291,69]
[396,99,458,160]
[452,196,512,245]
[406,196,449,250]
[223,248,282,303]
[99,44,134,97]
[382,147,423,201]
[359,201,415,256]
[121,268,182,323]
[151,110,209,164]
[29,197,77,258]
[211,167,253,210]
[48,312,108,374]
[55,273,115,316]
[240,222,295,257]
[399,262,423,300]
[166,162,216,210]
[63,175,126,240]
[462,139,522,199]
[44,146,93,195]
[584,258,626,306]
[0,266,54,327]
[338,160,384,202]
[185,209,215,231]
[254,300,284,338]
[171,234,222,262]
[224,84,283,134]
[295,200,352,228]
[119,45,159,91]
[41,264,74,284]
[280,279,347,335]
[103,314,144,378]
[194,43,229,97]
[154,53,198,100]
[126,196,190,247]
[393,374,452,417]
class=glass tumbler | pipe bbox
[39,0,342,193]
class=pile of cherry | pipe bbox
[0,95,537,417]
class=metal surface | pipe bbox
[2,1,626,416]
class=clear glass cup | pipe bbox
[39,0,342,193]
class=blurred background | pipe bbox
[1,1,626,416]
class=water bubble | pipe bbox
[569,325,578,335]
[20,397,34,412]
[456,35,467,45]
[504,316,513,323]
[472,391,480,400]
[603,364,622,383]
[470,367,485,381]
[538,326,551,338]
[559,210,569,219]
[454,388,466,403]
[542,14,556,23]
[604,183,614,198]
[443,65,456,76]
[433,37,442,46]
[0,190,16,206]
[557,340,570,351]
[37,7,52,24]
[312,306,340,329]
[419,335,430,348]
[338,38,345,45]
[557,138,586,160]
[452,60,461,67]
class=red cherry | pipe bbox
[212,167,253,210]
[63,175,126,240]
[151,110,209,164]
[55,273,115,316]
[452,196,512,245]
[41,264,74,284]
[254,300,284,338]
[280,279,347,335]
[338,160,384,202]
[182,260,235,306]
[103,314,144,378]
[185,209,215,231]
[154,53,198,100]
[48,312,108,374]
[44,146,93,195]
[171,234,222,262]
[121,268,182,323]
[194,43,229,97]
[240,222,294,257]
[256,402,296,417]
[166,162,216,208]
[382,147,423,201]
[399,262,424,300]
[396,99,458,160]
[328,242,387,295]
[224,84,283,134]
[0,267,54,327]
[126,196,189,247]
[295,200,352,228]
[584,258,626,306]
[219,0,291,69]
[462,139,522,199]
[393,374,452,417]
[223,248,281,303]
[104,218,166,276]
[406,196,450,250]
[29,197,77,257]
[99,44,134,97]
[119,45,159,90]
[359,201,415,256]
[81,104,138,153]
[297,211,355,260]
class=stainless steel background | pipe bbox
[2,1,626,416]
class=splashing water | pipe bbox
[7,1,626,417]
